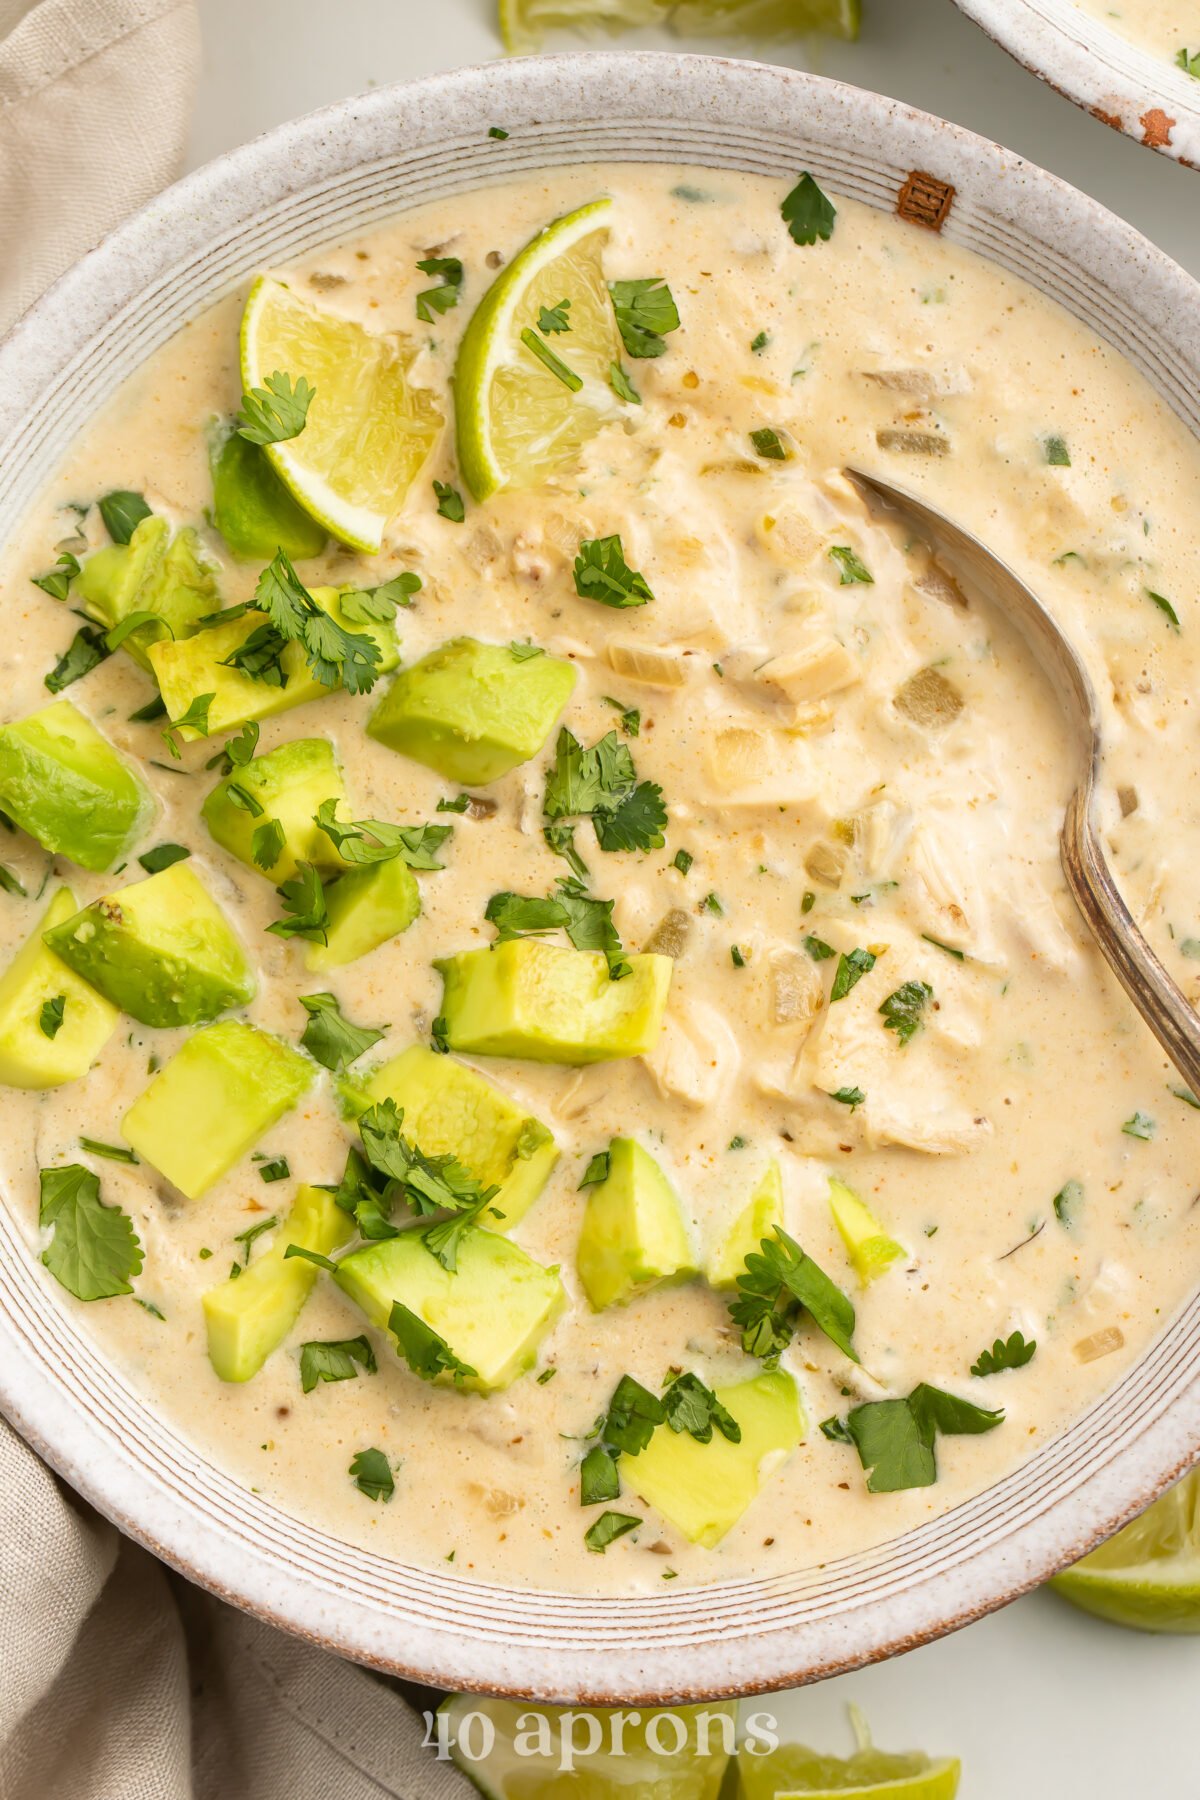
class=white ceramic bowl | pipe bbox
[1,52,1199,1703]
[952,0,1200,165]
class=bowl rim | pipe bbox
[950,0,1200,166]
[2,49,1200,1703]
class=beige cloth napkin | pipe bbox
[0,7,478,1794]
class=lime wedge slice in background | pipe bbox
[439,1693,737,1799]
[737,1745,960,1799]
[453,198,620,500]
[1049,1467,1200,1632]
[497,0,859,54]
[240,276,442,554]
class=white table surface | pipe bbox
[189,3,1200,1791]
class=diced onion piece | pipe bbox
[1117,785,1139,818]
[1074,1326,1125,1364]
[757,640,860,705]
[895,666,964,727]
[758,507,821,566]
[607,642,689,688]
[707,726,771,791]
[916,565,968,609]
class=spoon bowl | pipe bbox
[846,466,1200,1100]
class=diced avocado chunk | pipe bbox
[44,861,256,1028]
[211,431,327,562]
[368,637,575,784]
[356,1044,558,1232]
[148,586,399,739]
[335,1226,566,1394]
[122,1019,314,1199]
[75,515,219,671]
[436,940,672,1064]
[0,888,119,1088]
[203,1184,353,1381]
[828,1176,906,1284]
[706,1159,784,1289]
[576,1137,696,1311]
[0,700,154,872]
[304,855,420,971]
[202,736,345,882]
[626,1370,805,1548]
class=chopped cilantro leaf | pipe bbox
[672,849,693,875]
[300,1335,377,1393]
[609,363,641,404]
[537,298,571,334]
[433,479,465,522]
[543,727,666,856]
[608,277,680,359]
[803,934,835,962]
[45,624,109,694]
[389,1300,477,1382]
[415,256,463,323]
[828,1086,865,1111]
[1052,1178,1083,1226]
[879,980,932,1045]
[578,1151,610,1189]
[299,992,386,1073]
[251,818,285,870]
[349,1446,394,1502]
[1123,1110,1155,1140]
[1147,589,1181,631]
[1043,435,1071,467]
[573,534,653,609]
[38,1163,143,1300]
[238,372,314,445]
[781,173,837,246]
[829,545,874,585]
[584,1510,641,1552]
[662,1371,741,1445]
[314,800,452,870]
[79,1138,138,1163]
[258,1158,290,1183]
[33,549,81,602]
[97,490,152,542]
[39,995,66,1039]
[138,843,191,875]
[268,863,328,943]
[970,1331,1036,1377]
[830,947,876,1000]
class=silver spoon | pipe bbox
[846,466,1200,1099]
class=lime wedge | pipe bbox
[440,1693,736,1799]
[1050,1468,1200,1632]
[497,0,859,53]
[453,199,621,500]
[738,1745,960,1800]
[239,276,442,554]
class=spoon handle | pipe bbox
[1062,786,1200,1098]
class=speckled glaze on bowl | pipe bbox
[952,0,1200,165]
[1,53,1199,1704]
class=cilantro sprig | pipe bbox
[543,727,667,857]
[879,980,932,1045]
[781,173,837,247]
[415,257,463,322]
[842,1384,1003,1493]
[314,799,452,870]
[485,876,631,979]
[728,1228,858,1366]
[300,1335,377,1393]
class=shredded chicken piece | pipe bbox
[643,998,742,1109]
